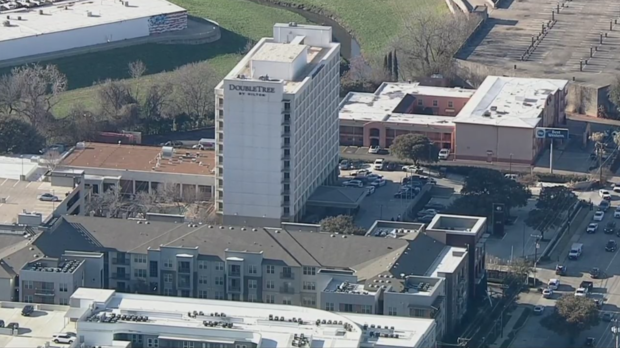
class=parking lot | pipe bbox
[338,161,462,229]
[0,306,75,348]
[510,189,620,348]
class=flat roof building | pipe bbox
[0,0,187,61]
[60,142,215,200]
[214,22,341,227]
[339,76,568,164]
[65,288,437,348]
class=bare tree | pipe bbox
[128,60,147,79]
[42,150,62,173]
[395,12,478,79]
[96,79,138,122]
[59,104,104,143]
[0,64,67,129]
[141,82,174,133]
[172,62,218,127]
[186,203,217,224]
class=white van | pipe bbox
[568,243,583,260]
[193,138,215,150]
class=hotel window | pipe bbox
[147,338,159,348]
[266,265,275,274]
[59,283,68,292]
[198,276,208,285]
[134,255,147,263]
[448,101,454,108]
[22,280,33,289]
[248,293,258,302]
[164,274,173,284]
[325,303,334,311]
[134,269,147,278]
[432,100,438,107]
[388,307,397,316]
[282,298,292,305]
[59,298,68,305]
[248,265,258,274]
[164,259,173,268]
[183,341,194,348]
[417,99,423,106]
[303,266,316,275]
[302,297,316,307]
[215,262,224,271]
[265,295,275,304]
[24,295,33,303]
[361,305,373,314]
[214,291,224,300]
[414,309,426,317]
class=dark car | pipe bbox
[394,189,416,199]
[21,305,33,316]
[606,240,617,252]
[0,320,4,328]
[603,312,615,322]
[605,222,616,234]
[424,203,446,211]
[555,265,566,275]
[585,337,596,346]
[417,215,435,223]
[385,162,399,171]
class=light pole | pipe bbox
[509,153,513,175]
[531,234,542,285]
[612,319,619,348]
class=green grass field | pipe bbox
[43,0,447,117]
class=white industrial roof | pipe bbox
[454,76,568,128]
[338,82,474,126]
[0,0,186,42]
[74,289,434,348]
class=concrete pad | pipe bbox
[0,305,75,348]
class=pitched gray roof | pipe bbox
[33,216,446,283]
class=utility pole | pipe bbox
[598,142,604,183]
[531,234,542,285]
[509,153,513,175]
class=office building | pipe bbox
[214,23,341,227]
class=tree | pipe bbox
[394,12,478,79]
[541,295,599,343]
[128,60,146,79]
[507,257,533,287]
[390,134,439,165]
[448,168,531,218]
[96,79,138,123]
[0,64,67,129]
[608,75,620,114]
[140,83,174,135]
[172,62,219,128]
[319,215,365,235]
[536,186,577,211]
[0,118,45,154]
[340,56,389,96]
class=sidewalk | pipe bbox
[489,307,526,348]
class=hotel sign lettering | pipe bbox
[229,84,275,97]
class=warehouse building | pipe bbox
[0,0,187,62]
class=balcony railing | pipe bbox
[34,289,55,296]
[112,258,130,266]
[228,270,241,277]
[279,286,295,294]
[280,271,294,279]
[111,273,131,280]
[177,267,191,274]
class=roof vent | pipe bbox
[342,235,347,238]
[241,227,246,231]
[39,9,44,15]
[483,110,491,117]
[253,228,257,231]
[124,1,130,6]
[219,226,224,229]
[137,221,142,224]
[229,227,234,230]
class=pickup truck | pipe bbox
[576,281,594,297]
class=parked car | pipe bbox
[385,162,399,171]
[417,209,438,217]
[52,334,74,344]
[373,158,385,170]
[339,160,351,170]
[590,268,601,279]
[542,288,553,298]
[350,169,370,177]
[369,179,387,187]
[342,180,364,188]
[533,306,544,315]
[438,149,450,160]
[555,265,566,275]
[366,186,376,195]
[548,278,560,290]
[614,186,620,193]
[587,223,599,233]
[402,165,424,174]
[603,312,615,322]
[21,305,33,316]
[593,211,605,221]
[599,200,611,211]
[424,203,446,211]
[0,320,4,328]
[606,240,617,252]
[37,193,59,202]
[599,189,612,200]
[394,189,416,199]
[368,146,381,154]
[614,207,620,218]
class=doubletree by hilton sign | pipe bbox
[229,84,275,97]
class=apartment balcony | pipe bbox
[280,271,294,280]
[281,153,290,160]
[112,258,130,266]
[111,273,131,280]
[281,177,290,184]
[228,284,241,293]
[228,270,241,277]
[282,118,291,126]
[34,289,55,297]
[177,267,191,274]
[279,285,295,294]
[178,282,191,289]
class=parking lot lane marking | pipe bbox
[0,178,7,186]
[26,182,32,188]
[605,248,620,273]
[12,180,19,187]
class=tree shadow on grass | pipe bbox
[0,28,249,90]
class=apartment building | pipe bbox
[0,214,478,338]
[214,23,341,227]
[53,288,436,348]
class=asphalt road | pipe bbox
[511,191,620,348]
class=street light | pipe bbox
[612,319,619,348]
[509,153,513,175]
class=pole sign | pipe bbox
[535,127,569,139]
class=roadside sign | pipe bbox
[535,127,569,139]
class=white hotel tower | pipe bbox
[214,23,341,227]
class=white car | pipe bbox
[548,279,560,290]
[614,208,620,218]
[438,149,450,160]
[533,306,544,315]
[373,159,384,170]
[365,174,384,181]
[614,186,620,193]
[402,165,423,173]
[366,186,376,195]
[593,211,605,221]
[599,189,612,200]
[587,223,599,233]
[350,169,370,177]
[370,179,387,187]
[52,334,74,344]
[575,288,587,297]
[342,180,363,188]
[542,288,554,298]
[38,193,59,202]
[368,146,381,154]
